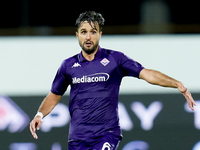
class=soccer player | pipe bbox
[30,11,196,150]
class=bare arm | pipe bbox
[37,92,62,117]
[139,68,196,110]
[30,92,62,139]
[139,69,180,88]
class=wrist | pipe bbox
[35,112,43,119]
[177,82,187,93]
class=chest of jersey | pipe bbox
[68,56,122,92]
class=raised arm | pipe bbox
[29,92,62,139]
[139,68,196,111]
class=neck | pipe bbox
[82,46,99,61]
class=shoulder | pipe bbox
[101,48,127,64]
[101,47,125,58]
[60,54,79,69]
[101,47,143,68]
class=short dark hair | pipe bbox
[75,11,105,32]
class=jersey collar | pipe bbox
[78,45,102,62]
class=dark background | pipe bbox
[1,0,200,35]
[1,93,200,150]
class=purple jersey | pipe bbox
[51,46,144,142]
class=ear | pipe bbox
[99,31,102,38]
[76,32,79,38]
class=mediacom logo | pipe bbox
[72,73,110,84]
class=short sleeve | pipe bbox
[120,53,144,78]
[51,60,70,95]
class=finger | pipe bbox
[31,130,38,139]
[30,129,38,139]
[188,98,196,111]
[189,103,194,111]
[190,105,194,111]
[187,98,195,111]
[30,121,38,139]
[33,133,38,139]
[30,121,36,133]
[183,90,196,111]
[190,99,196,108]
[36,120,43,130]
[30,123,36,136]
[186,99,193,110]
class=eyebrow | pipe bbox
[80,28,98,32]
[80,28,86,31]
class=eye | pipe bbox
[92,31,96,34]
[81,31,86,34]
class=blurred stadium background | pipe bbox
[0,0,200,150]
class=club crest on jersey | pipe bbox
[100,58,110,66]
[72,62,81,68]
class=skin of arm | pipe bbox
[139,68,196,111]
[29,92,62,139]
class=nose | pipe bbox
[86,32,91,40]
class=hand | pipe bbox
[178,85,196,111]
[30,116,43,139]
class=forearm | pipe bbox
[37,92,62,118]
[140,69,182,89]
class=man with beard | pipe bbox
[30,11,196,150]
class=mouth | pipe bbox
[84,41,93,47]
